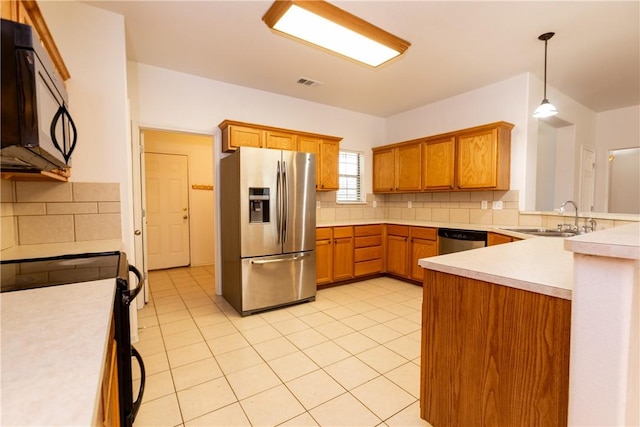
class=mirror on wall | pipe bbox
[608,147,640,214]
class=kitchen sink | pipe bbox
[502,228,577,238]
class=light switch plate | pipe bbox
[372,200,377,208]
[492,200,504,210]
[407,201,412,208]
[316,201,321,208]
[481,200,488,210]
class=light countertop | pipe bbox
[419,237,573,300]
[565,222,640,260]
[1,279,115,426]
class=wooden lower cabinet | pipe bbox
[488,232,520,246]
[421,269,570,427]
[315,228,333,285]
[99,316,120,427]
[409,227,437,282]
[386,225,437,282]
[332,227,354,281]
[385,225,409,277]
[354,225,383,277]
[315,226,353,285]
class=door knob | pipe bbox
[134,230,141,235]
[183,215,188,220]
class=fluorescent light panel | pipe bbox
[263,1,410,67]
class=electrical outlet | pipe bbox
[492,200,503,210]
[481,200,488,210]
[407,201,412,208]
[316,201,321,209]
[372,200,377,208]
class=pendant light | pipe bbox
[533,32,558,118]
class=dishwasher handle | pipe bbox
[437,228,487,242]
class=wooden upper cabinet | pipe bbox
[423,137,455,191]
[222,124,263,151]
[319,139,339,191]
[372,147,396,192]
[219,122,341,192]
[264,130,297,151]
[395,142,422,191]
[2,0,71,81]
[456,122,513,190]
[297,136,339,191]
[373,121,513,193]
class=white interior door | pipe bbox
[145,152,190,269]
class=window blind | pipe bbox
[337,150,364,203]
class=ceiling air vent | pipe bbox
[296,77,323,87]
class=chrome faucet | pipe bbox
[559,200,579,231]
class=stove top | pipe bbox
[1,252,122,293]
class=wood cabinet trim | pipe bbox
[218,120,342,143]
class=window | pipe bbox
[337,150,364,203]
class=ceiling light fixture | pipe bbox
[533,32,558,118]
[262,0,410,68]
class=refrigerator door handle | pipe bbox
[251,253,309,264]
[282,160,288,244]
[276,161,282,244]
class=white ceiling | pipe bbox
[86,0,639,118]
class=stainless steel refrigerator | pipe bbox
[220,146,316,316]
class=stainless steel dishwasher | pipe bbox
[438,228,487,254]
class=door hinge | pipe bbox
[142,208,146,218]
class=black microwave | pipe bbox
[1,18,77,172]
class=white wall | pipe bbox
[126,63,386,198]
[38,2,135,259]
[595,105,640,212]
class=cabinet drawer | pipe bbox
[354,259,383,276]
[411,227,437,241]
[386,224,409,237]
[333,226,353,238]
[354,224,382,237]
[316,227,332,240]
[355,246,382,262]
[355,235,382,248]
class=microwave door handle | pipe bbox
[51,105,78,164]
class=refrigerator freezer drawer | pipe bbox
[240,251,316,315]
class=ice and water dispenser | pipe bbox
[249,188,270,223]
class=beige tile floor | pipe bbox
[132,266,432,427]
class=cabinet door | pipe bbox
[386,235,408,277]
[457,129,499,189]
[316,239,333,285]
[226,125,263,151]
[298,137,320,190]
[319,140,339,191]
[396,143,422,191]
[333,237,354,281]
[410,237,437,281]
[488,232,514,246]
[373,148,395,192]
[265,130,297,151]
[423,137,455,190]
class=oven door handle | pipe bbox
[129,345,145,424]
[123,264,144,305]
